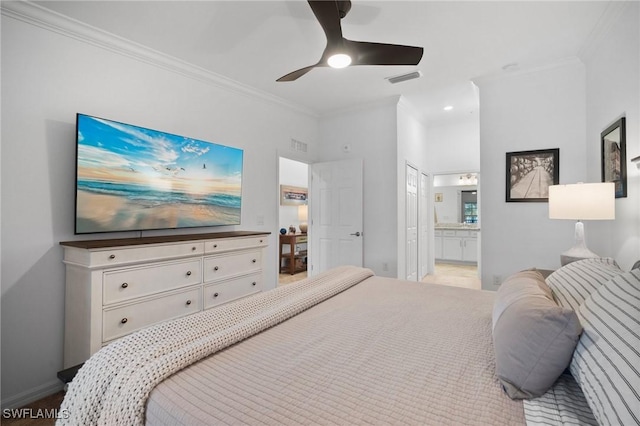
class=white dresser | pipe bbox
[60,231,269,368]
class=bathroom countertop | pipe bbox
[435,224,480,231]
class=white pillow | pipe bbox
[570,269,640,425]
[546,258,623,314]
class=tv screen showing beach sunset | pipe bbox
[75,114,243,234]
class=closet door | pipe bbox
[406,164,418,281]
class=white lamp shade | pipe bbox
[549,182,615,220]
[298,205,308,221]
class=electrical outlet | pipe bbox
[493,275,503,286]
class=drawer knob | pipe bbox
[214,266,219,271]
[186,300,192,306]
[121,282,128,289]
[252,282,257,286]
[260,239,263,243]
[191,246,196,251]
[213,292,219,298]
[186,271,192,276]
[252,259,257,263]
[121,318,128,324]
[109,254,116,260]
[213,244,218,248]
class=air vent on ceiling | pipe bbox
[290,138,308,153]
[386,71,422,84]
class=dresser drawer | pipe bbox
[204,250,262,282]
[442,230,456,237]
[205,236,268,254]
[103,287,202,342]
[85,242,205,268]
[204,274,262,309]
[103,259,202,305]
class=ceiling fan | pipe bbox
[277,0,424,82]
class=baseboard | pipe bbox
[1,379,64,410]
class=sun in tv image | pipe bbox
[75,114,243,234]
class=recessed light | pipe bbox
[443,106,453,111]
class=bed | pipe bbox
[57,259,640,426]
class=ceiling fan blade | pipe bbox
[308,1,343,45]
[276,64,319,82]
[345,40,424,66]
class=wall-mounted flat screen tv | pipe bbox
[75,113,243,234]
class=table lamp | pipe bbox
[548,182,615,265]
[298,205,308,233]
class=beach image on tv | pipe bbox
[75,114,243,233]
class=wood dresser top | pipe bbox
[60,231,270,250]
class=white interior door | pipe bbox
[406,164,418,281]
[419,172,430,279]
[309,158,364,275]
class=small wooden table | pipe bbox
[279,234,308,275]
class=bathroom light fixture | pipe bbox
[549,182,615,265]
[444,105,454,111]
[459,173,477,185]
[328,53,352,69]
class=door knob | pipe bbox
[350,232,361,237]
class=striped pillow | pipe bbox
[570,269,640,426]
[546,258,623,314]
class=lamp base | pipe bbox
[560,221,599,266]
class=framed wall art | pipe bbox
[601,117,627,198]
[506,148,559,202]
[280,185,308,206]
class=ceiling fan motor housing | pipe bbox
[337,0,352,19]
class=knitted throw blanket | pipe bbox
[57,266,374,426]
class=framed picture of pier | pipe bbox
[601,117,627,198]
[506,148,559,202]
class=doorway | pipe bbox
[277,157,309,286]
[424,172,481,290]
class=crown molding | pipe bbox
[577,1,632,62]
[1,1,318,118]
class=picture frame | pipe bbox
[280,185,308,206]
[506,148,559,202]
[601,117,627,198]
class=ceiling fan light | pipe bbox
[328,53,352,69]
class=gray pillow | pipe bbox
[492,270,582,399]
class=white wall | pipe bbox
[582,2,640,271]
[1,12,318,407]
[278,157,308,231]
[318,99,398,277]
[476,59,588,289]
[426,115,480,174]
